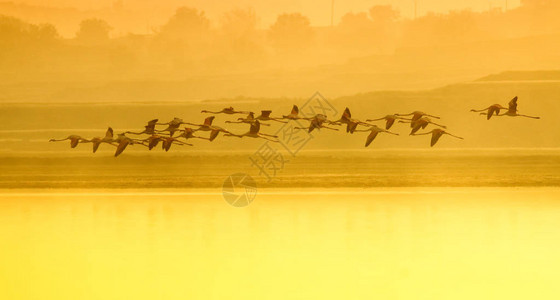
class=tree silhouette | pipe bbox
[220,8,257,39]
[218,8,263,66]
[268,13,313,50]
[339,12,373,31]
[76,18,111,43]
[159,7,210,40]
[1,15,58,44]
[335,12,375,53]
[369,5,400,23]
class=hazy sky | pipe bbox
[15,0,522,27]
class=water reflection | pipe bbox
[0,188,559,299]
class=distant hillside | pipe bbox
[477,71,560,81]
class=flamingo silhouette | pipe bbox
[113,133,148,157]
[84,127,116,153]
[497,96,540,119]
[49,135,89,148]
[295,114,339,133]
[255,110,288,123]
[139,134,166,150]
[470,104,508,120]
[332,107,372,133]
[184,116,230,141]
[126,119,159,135]
[412,129,463,147]
[224,120,279,142]
[156,117,185,137]
[396,111,441,127]
[282,105,306,120]
[366,114,411,129]
[160,137,192,151]
[201,107,250,114]
[184,116,214,130]
[226,112,271,126]
[399,117,447,135]
[354,125,399,147]
[175,128,211,141]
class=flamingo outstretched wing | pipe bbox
[365,131,379,147]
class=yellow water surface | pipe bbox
[0,188,559,299]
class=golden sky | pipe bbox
[12,0,522,27]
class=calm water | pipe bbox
[1,188,560,299]
[1,149,560,188]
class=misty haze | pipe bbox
[1,1,560,300]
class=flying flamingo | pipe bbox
[49,135,89,148]
[497,96,540,119]
[366,114,411,129]
[396,111,441,127]
[184,116,215,130]
[224,120,279,142]
[175,128,211,141]
[156,117,185,137]
[208,127,231,141]
[157,117,183,126]
[85,127,116,153]
[138,134,166,150]
[470,104,508,120]
[160,137,192,151]
[353,125,399,147]
[412,129,464,147]
[255,110,288,123]
[225,112,271,126]
[282,105,307,120]
[332,107,352,124]
[295,114,339,133]
[113,133,147,157]
[139,134,192,151]
[126,119,159,135]
[332,107,372,133]
[399,117,447,135]
[184,116,231,141]
[201,107,250,114]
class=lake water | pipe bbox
[1,149,560,188]
[1,188,559,299]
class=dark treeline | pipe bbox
[1,0,560,85]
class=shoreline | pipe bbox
[1,186,559,196]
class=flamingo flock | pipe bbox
[49,96,540,156]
